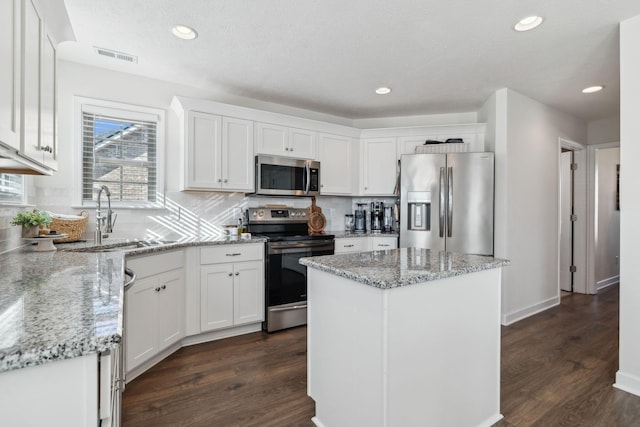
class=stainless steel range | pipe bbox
[246,207,335,332]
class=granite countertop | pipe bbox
[0,236,266,374]
[300,247,509,289]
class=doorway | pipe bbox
[560,149,574,292]
[558,138,587,294]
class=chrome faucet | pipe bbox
[95,185,116,244]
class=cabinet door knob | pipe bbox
[155,287,161,292]
[364,186,368,190]
[218,179,222,183]
[228,272,233,277]
[224,179,228,183]
[161,285,166,290]
[235,272,240,276]
[40,145,53,153]
[285,147,289,151]
[289,147,293,152]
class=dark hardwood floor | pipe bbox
[123,284,640,426]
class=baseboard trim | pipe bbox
[478,413,504,427]
[182,323,262,347]
[501,295,560,326]
[597,275,619,291]
[126,341,182,383]
[614,371,640,397]
[311,416,326,427]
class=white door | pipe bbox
[0,0,19,150]
[200,264,234,331]
[21,0,42,164]
[186,111,222,189]
[289,128,316,159]
[560,151,573,292]
[125,276,158,370]
[222,117,254,191]
[319,133,353,195]
[233,261,264,325]
[361,137,397,196]
[255,122,288,156]
[156,269,184,350]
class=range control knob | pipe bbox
[252,211,258,217]
[257,210,264,218]
[300,211,306,217]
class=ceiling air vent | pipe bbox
[94,47,138,64]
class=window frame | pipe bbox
[0,173,26,206]
[73,96,165,209]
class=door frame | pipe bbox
[586,141,620,294]
[558,138,587,294]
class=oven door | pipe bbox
[265,239,334,331]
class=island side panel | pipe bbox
[307,268,386,427]
[385,268,503,427]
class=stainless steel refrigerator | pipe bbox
[400,152,494,255]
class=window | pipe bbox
[76,97,165,207]
[0,174,24,204]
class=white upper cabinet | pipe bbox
[255,122,317,159]
[360,137,398,196]
[319,133,354,195]
[0,0,70,174]
[0,0,19,151]
[182,111,254,192]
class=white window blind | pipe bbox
[0,174,24,204]
[80,101,163,206]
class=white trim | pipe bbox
[596,275,619,291]
[72,96,166,208]
[478,414,504,427]
[501,295,560,326]
[181,323,262,347]
[614,370,640,397]
[587,141,620,294]
[557,138,588,295]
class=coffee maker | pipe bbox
[354,203,368,233]
[370,201,384,233]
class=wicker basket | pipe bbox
[49,210,89,243]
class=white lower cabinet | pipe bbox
[335,236,398,254]
[125,250,184,374]
[200,244,264,333]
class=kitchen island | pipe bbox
[300,247,509,427]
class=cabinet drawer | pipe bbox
[334,237,367,253]
[200,243,263,264]
[127,250,184,279]
[370,237,397,250]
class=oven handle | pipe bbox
[267,240,335,252]
[270,304,308,312]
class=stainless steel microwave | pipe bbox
[254,155,320,196]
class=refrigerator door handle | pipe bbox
[448,166,453,238]
[439,167,446,238]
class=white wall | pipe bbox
[482,89,587,325]
[594,147,620,287]
[587,116,620,145]
[32,60,355,240]
[615,14,640,397]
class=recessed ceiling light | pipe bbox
[582,85,604,94]
[172,25,198,40]
[514,16,543,32]
[375,87,392,95]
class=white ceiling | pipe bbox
[58,0,640,122]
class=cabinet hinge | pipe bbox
[570,163,578,171]
[570,214,578,222]
[570,265,577,273]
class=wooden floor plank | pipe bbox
[122,284,640,426]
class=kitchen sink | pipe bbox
[67,240,177,253]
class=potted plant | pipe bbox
[11,210,52,238]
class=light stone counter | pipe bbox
[0,236,266,373]
[300,247,508,289]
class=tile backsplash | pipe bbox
[1,191,397,252]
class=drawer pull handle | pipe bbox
[344,244,354,248]
[226,253,242,256]
[378,244,390,247]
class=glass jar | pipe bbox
[344,214,354,232]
